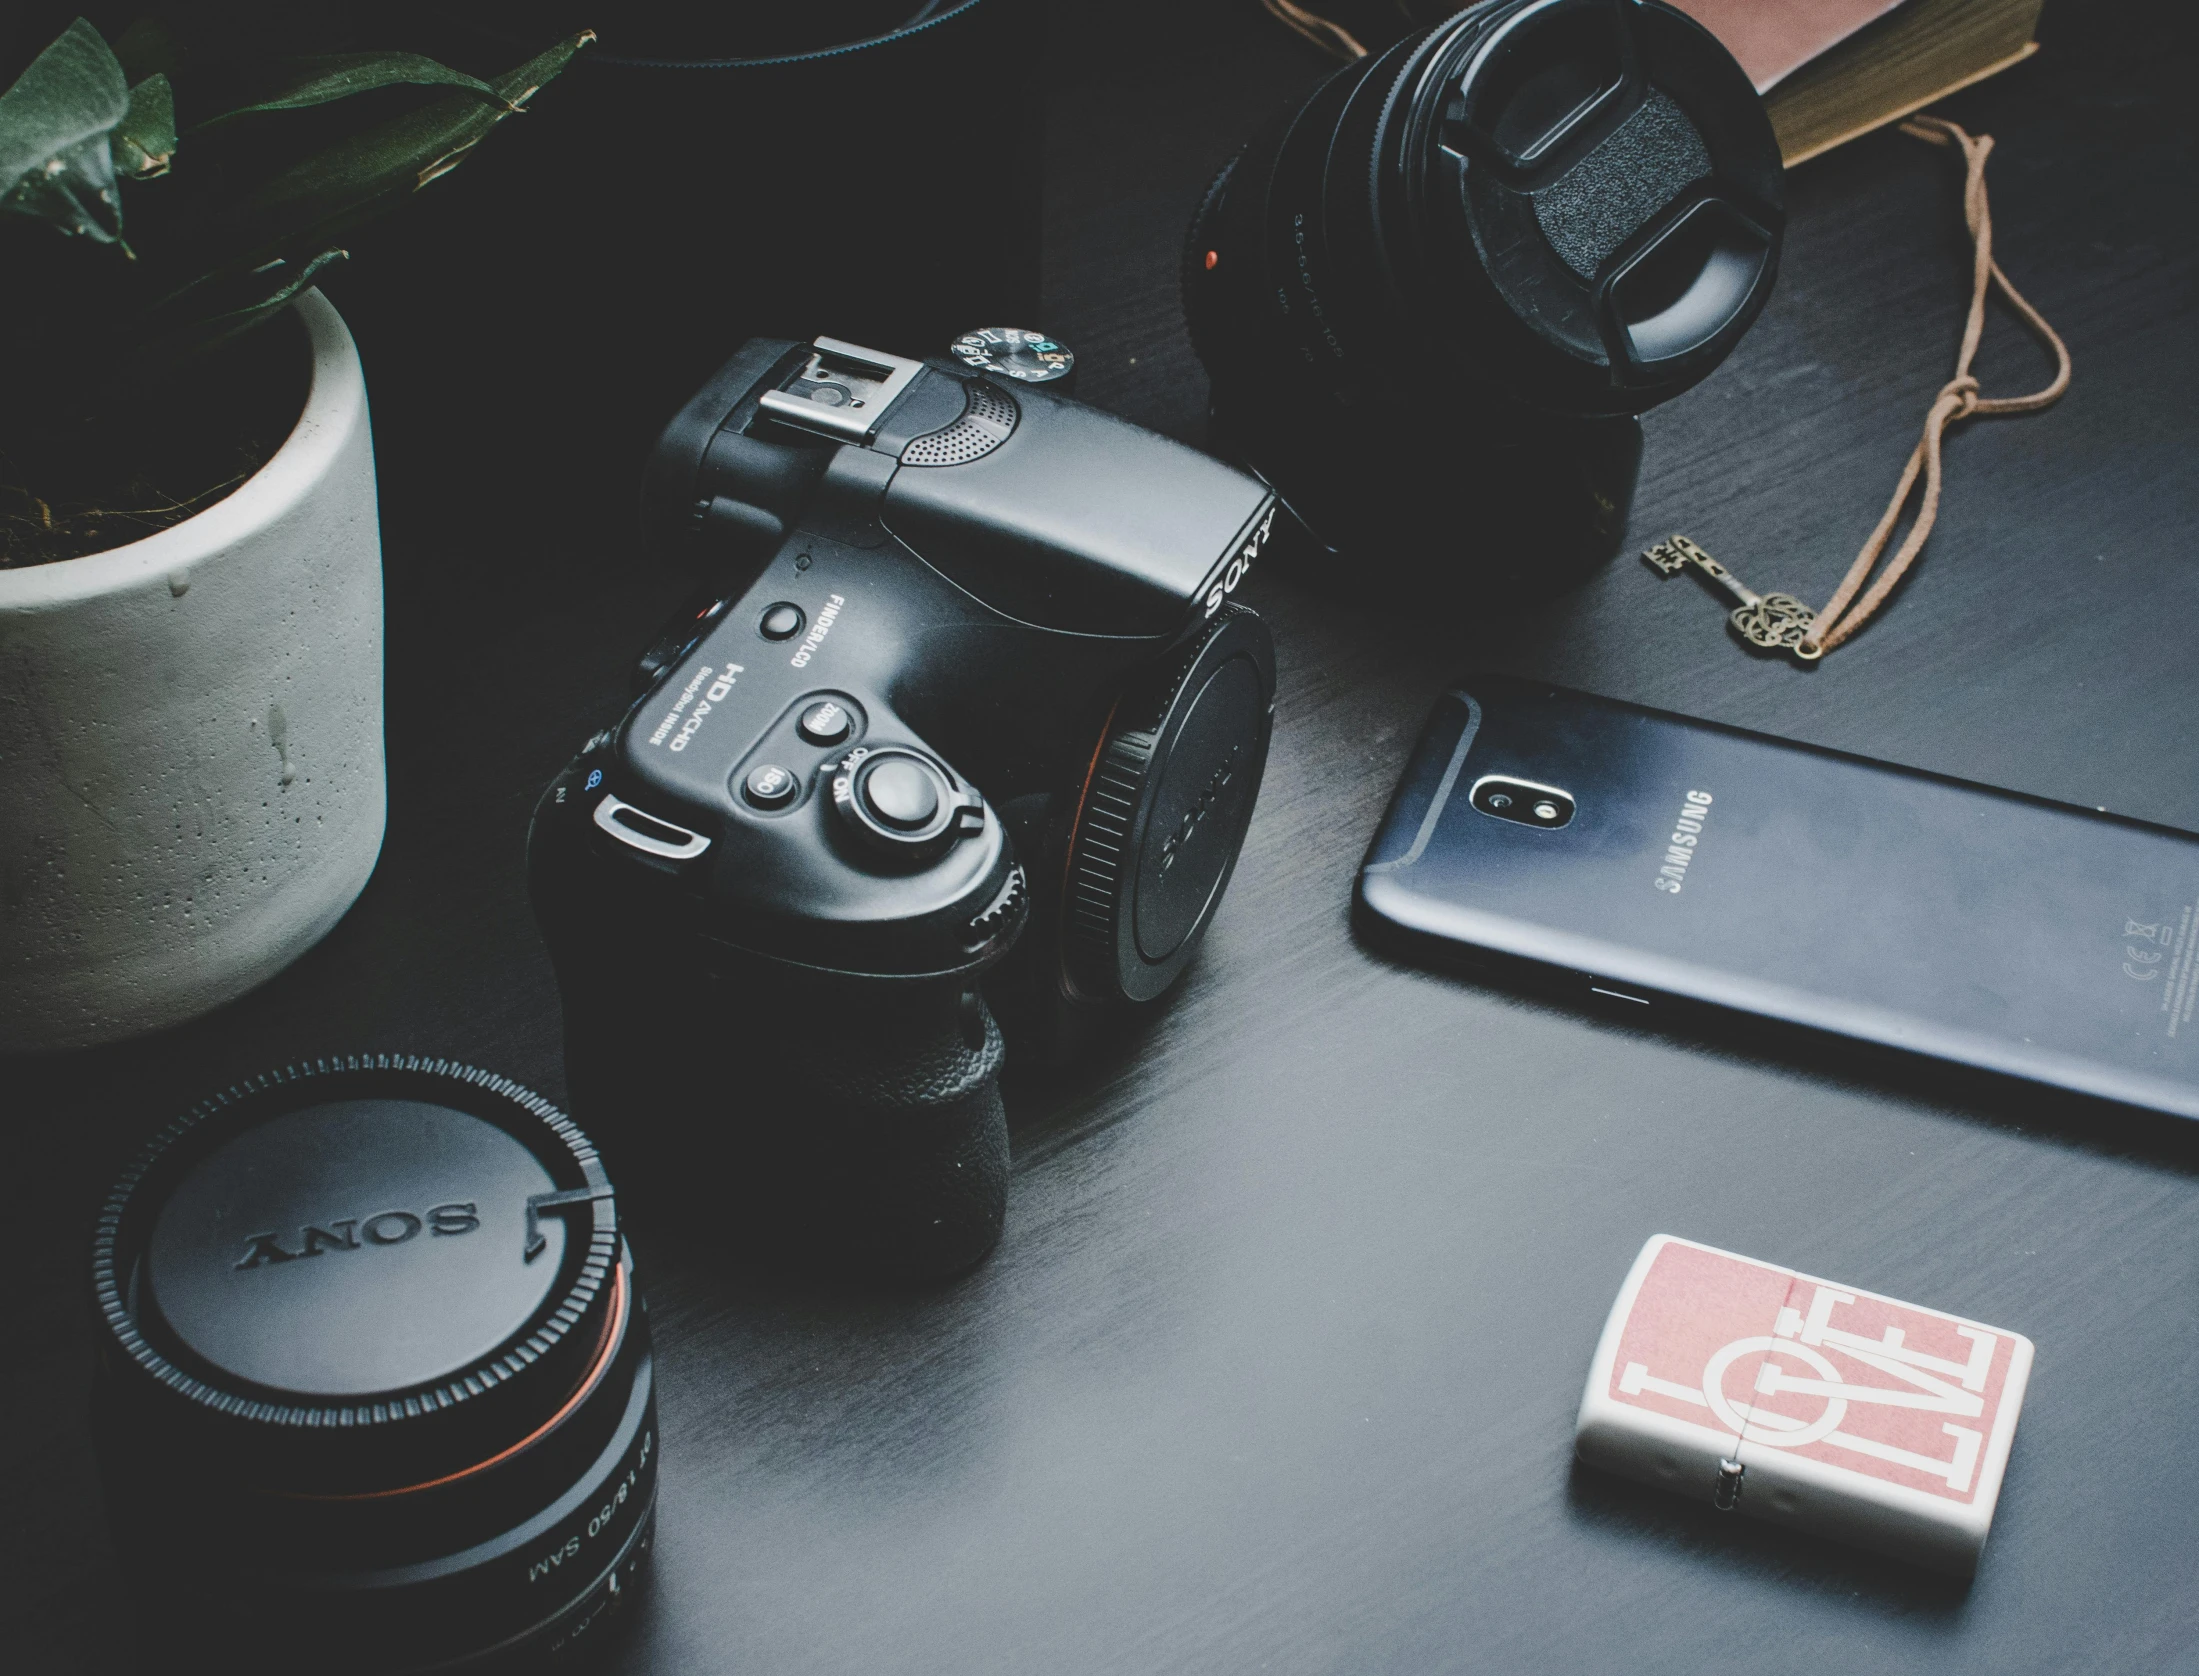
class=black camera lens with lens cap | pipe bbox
[1186,0,1783,590]
[89,1056,657,1672]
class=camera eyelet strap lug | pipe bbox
[1643,116,2071,663]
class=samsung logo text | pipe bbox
[1652,790,1713,894]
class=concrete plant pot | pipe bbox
[0,288,384,1052]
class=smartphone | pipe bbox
[1355,676,2199,1120]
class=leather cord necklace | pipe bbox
[1645,115,2073,661]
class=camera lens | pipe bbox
[1473,776,1575,827]
[1193,0,1780,415]
[1186,0,1782,575]
[89,1057,657,1671]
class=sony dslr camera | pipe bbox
[529,335,1278,1277]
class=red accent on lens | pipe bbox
[300,1261,631,1503]
[1058,697,1126,1002]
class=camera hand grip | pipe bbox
[798,985,1009,1279]
[548,936,1009,1281]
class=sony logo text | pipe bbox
[1157,744,1242,876]
[235,1202,479,1269]
[1205,507,1275,616]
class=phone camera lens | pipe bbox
[1474,779,1574,828]
[89,1058,659,1669]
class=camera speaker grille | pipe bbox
[901,380,1020,466]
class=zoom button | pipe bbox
[798,700,852,745]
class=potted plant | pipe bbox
[0,18,589,1052]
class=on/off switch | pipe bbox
[798,700,853,746]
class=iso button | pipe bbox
[743,763,800,810]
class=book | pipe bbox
[1671,0,2045,165]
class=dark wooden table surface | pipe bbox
[11,3,2199,1670]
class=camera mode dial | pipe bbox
[949,326,1076,392]
[832,746,985,860]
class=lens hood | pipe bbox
[89,1056,657,1671]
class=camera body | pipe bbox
[529,337,1278,1275]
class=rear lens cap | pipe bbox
[145,1096,569,1399]
[90,1056,659,1668]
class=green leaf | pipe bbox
[182,246,350,344]
[121,246,352,383]
[112,73,176,179]
[191,52,508,132]
[0,18,131,242]
[209,32,592,277]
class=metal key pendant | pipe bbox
[1642,535,1819,659]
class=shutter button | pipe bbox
[862,758,940,830]
[830,749,980,856]
[798,700,852,745]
